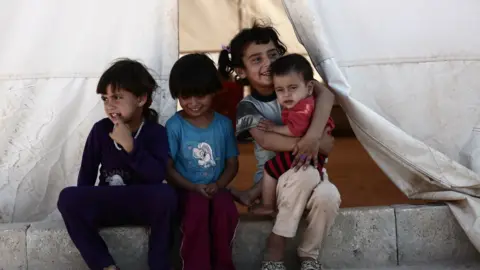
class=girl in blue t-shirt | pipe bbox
[165,53,240,270]
[57,59,177,270]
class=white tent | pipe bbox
[1,0,480,254]
[0,0,177,222]
[283,0,480,251]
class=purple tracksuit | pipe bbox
[57,118,177,270]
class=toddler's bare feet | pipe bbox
[230,188,255,206]
[250,203,276,217]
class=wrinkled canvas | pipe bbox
[0,0,178,222]
[283,0,480,251]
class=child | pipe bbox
[252,53,335,216]
[57,59,177,270]
[166,53,239,270]
[219,22,340,270]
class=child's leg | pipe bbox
[210,189,239,270]
[265,167,320,262]
[180,190,211,270]
[57,185,177,270]
[229,173,263,206]
[251,169,277,216]
[297,176,340,263]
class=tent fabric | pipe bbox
[0,0,178,223]
[282,0,480,251]
[179,0,307,55]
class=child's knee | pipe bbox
[213,190,235,207]
[148,185,178,212]
[57,186,81,213]
[212,190,238,216]
[310,182,341,211]
[278,167,319,192]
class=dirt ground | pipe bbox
[231,137,426,213]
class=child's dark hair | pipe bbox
[270,53,314,82]
[218,21,287,85]
[97,58,158,122]
[169,53,222,99]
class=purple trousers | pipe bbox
[57,185,177,270]
[180,189,239,270]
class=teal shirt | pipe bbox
[166,112,239,184]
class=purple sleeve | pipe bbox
[122,124,169,184]
[77,124,101,186]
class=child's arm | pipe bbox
[257,120,295,137]
[215,157,239,189]
[270,125,295,137]
[215,121,239,189]
[166,158,195,191]
[120,125,169,184]
[292,82,335,169]
[256,99,313,138]
[77,124,101,186]
[250,128,300,152]
[165,120,211,197]
[304,81,335,149]
[236,101,299,152]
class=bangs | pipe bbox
[169,54,222,99]
[96,58,157,96]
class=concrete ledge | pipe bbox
[321,206,397,268]
[1,204,479,269]
[0,222,29,270]
[395,204,480,265]
[26,221,149,270]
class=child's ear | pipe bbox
[307,80,314,95]
[138,94,147,107]
[234,67,247,79]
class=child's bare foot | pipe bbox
[250,203,276,216]
[230,188,255,206]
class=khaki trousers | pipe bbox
[273,167,341,259]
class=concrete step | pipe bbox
[1,204,480,269]
[335,263,480,270]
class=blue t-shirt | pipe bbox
[166,112,239,185]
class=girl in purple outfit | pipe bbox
[57,59,177,270]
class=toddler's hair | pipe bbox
[97,58,158,121]
[270,53,314,82]
[218,21,287,85]
[169,53,222,99]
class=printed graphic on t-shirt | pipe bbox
[101,168,131,186]
[192,142,216,168]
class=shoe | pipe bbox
[300,259,323,270]
[261,261,287,270]
[103,266,119,270]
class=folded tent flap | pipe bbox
[282,0,480,251]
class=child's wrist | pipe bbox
[123,142,134,153]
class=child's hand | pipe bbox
[109,120,134,152]
[205,183,218,196]
[292,128,334,171]
[257,119,276,132]
[194,184,211,198]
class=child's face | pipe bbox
[178,94,214,118]
[273,72,313,109]
[101,85,145,124]
[237,41,281,92]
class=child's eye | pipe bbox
[252,57,262,64]
[269,52,280,60]
[114,95,122,100]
